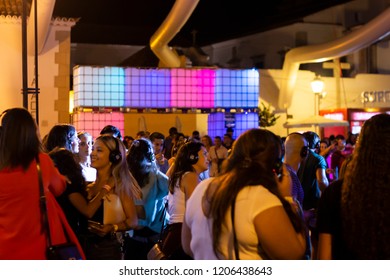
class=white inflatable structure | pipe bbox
[278,8,390,110]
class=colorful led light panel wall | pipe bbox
[73,111,124,140]
[214,69,259,108]
[207,112,226,140]
[170,68,215,108]
[73,66,125,107]
[124,68,170,108]
[234,112,259,137]
[207,112,259,140]
[73,66,259,109]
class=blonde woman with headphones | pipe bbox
[85,134,141,259]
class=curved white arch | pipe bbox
[278,7,390,110]
[27,0,56,55]
[150,0,200,67]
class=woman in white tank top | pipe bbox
[165,141,209,259]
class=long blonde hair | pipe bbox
[96,134,141,199]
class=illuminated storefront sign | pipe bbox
[361,91,390,104]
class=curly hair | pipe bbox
[341,113,390,259]
[206,128,304,258]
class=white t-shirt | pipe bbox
[208,146,228,177]
[185,178,282,260]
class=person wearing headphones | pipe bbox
[297,131,329,259]
[124,138,169,259]
[182,129,306,259]
[85,134,141,259]
[283,133,309,207]
[283,132,311,259]
[163,141,209,259]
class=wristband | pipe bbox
[112,224,119,232]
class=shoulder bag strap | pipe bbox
[37,156,53,248]
[231,196,240,260]
[158,200,168,241]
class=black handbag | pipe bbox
[36,156,82,260]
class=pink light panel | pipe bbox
[73,112,124,140]
[170,68,215,108]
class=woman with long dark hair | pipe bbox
[182,128,306,259]
[0,108,84,259]
[165,141,208,259]
[124,138,169,259]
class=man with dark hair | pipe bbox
[149,132,169,174]
[164,127,178,160]
[189,130,201,142]
[222,133,234,151]
[136,131,147,139]
[298,131,329,207]
[226,127,234,139]
[330,134,352,180]
[100,125,122,140]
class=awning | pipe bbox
[283,115,349,128]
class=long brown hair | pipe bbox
[168,141,203,194]
[341,113,390,259]
[206,128,304,258]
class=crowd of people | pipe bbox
[0,107,389,260]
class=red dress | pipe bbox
[0,153,85,260]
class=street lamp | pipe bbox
[311,74,325,134]
[311,75,324,94]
